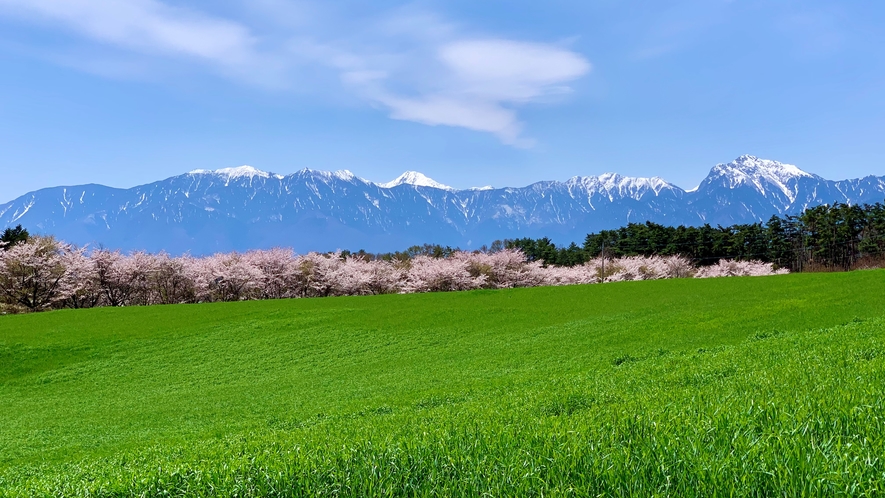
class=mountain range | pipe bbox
[2,155,883,254]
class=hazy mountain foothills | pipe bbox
[1,155,884,255]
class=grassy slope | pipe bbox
[1,271,884,496]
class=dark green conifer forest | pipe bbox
[507,202,885,271]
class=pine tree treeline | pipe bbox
[508,202,885,271]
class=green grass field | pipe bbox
[1,271,885,496]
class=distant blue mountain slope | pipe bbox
[2,156,883,254]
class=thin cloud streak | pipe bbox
[0,0,256,64]
[374,93,528,147]
[347,39,590,146]
[0,0,592,146]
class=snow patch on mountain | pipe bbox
[333,170,356,181]
[3,155,884,256]
[189,165,281,181]
[567,173,677,200]
[380,171,453,190]
[10,198,34,223]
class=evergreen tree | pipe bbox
[0,225,29,250]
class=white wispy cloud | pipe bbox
[351,39,590,147]
[440,39,590,102]
[0,0,591,146]
[376,94,526,146]
[0,0,256,64]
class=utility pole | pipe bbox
[601,239,605,277]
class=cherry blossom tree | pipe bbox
[334,255,403,295]
[694,260,789,278]
[151,253,196,304]
[403,254,485,293]
[285,252,358,298]
[191,252,263,302]
[539,262,598,286]
[91,249,150,307]
[0,237,76,311]
[0,237,791,313]
[456,249,547,288]
[597,255,695,282]
[247,248,299,300]
[60,247,102,309]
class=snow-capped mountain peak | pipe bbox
[704,155,817,202]
[730,155,813,179]
[567,173,676,199]
[4,155,884,256]
[380,171,453,190]
[333,169,356,181]
[189,165,278,180]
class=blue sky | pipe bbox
[1,0,883,202]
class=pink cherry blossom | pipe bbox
[0,237,789,312]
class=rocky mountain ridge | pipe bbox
[2,155,883,254]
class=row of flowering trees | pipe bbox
[0,237,787,312]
